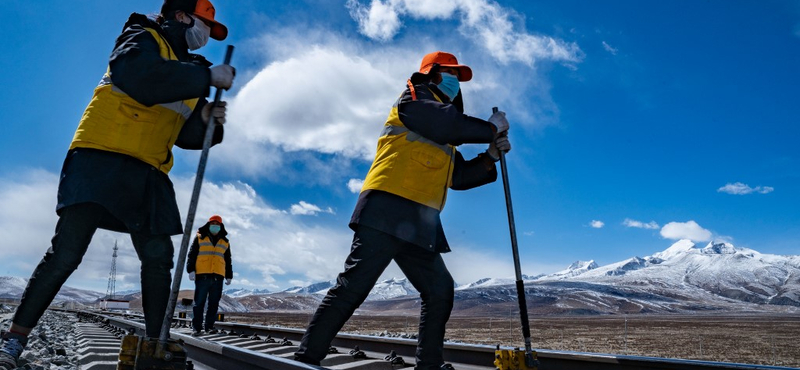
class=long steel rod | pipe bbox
[493,106,534,362]
[158,45,234,347]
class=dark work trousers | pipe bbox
[295,225,455,370]
[13,203,174,338]
[192,274,224,331]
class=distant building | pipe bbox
[99,298,130,311]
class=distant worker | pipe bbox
[186,214,233,335]
[0,0,235,368]
[294,51,511,370]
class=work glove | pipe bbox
[210,65,235,90]
[189,272,196,281]
[486,134,511,162]
[225,278,232,285]
[201,101,227,125]
[488,111,509,135]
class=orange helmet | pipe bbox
[208,215,223,224]
[419,51,472,82]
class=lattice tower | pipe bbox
[105,240,118,300]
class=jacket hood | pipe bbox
[123,13,192,61]
[122,13,161,31]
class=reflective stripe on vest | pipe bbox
[195,234,229,276]
[98,74,195,120]
[361,89,455,210]
[69,27,199,174]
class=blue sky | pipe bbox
[1,0,798,293]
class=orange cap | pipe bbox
[419,51,472,82]
[193,0,228,41]
[208,215,223,224]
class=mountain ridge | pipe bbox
[1,240,797,315]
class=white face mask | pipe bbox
[186,15,211,50]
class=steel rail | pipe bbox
[77,310,798,370]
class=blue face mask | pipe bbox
[437,72,460,101]
[209,225,221,235]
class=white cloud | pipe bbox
[623,218,659,230]
[590,220,604,228]
[345,0,583,67]
[717,182,774,195]
[218,45,400,177]
[212,28,426,181]
[171,175,354,289]
[660,220,712,242]
[346,0,403,41]
[602,41,618,55]
[347,178,364,193]
[289,201,334,216]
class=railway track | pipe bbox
[68,310,796,370]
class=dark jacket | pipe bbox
[350,77,498,253]
[56,13,223,235]
[186,222,233,279]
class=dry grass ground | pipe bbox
[229,312,800,368]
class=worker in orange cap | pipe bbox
[0,1,234,368]
[295,51,511,370]
[186,215,233,336]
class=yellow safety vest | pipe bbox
[70,28,198,174]
[194,234,229,276]
[360,89,455,210]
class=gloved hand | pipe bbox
[210,65,235,90]
[486,134,511,161]
[201,101,227,125]
[225,278,232,285]
[189,272,196,281]
[488,111,509,135]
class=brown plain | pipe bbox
[227,312,800,368]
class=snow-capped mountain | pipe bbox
[562,240,800,307]
[1,240,797,315]
[367,277,418,300]
[547,260,599,279]
[282,280,336,295]
[224,288,272,298]
[0,276,105,303]
[279,277,418,300]
[358,240,799,315]
[457,277,516,290]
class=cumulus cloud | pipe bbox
[345,0,583,66]
[590,220,604,228]
[217,45,401,178]
[289,201,334,216]
[623,218,659,230]
[660,220,712,242]
[347,178,364,193]
[602,41,618,55]
[717,182,774,195]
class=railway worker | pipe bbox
[187,214,233,335]
[294,51,511,370]
[0,0,235,368]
